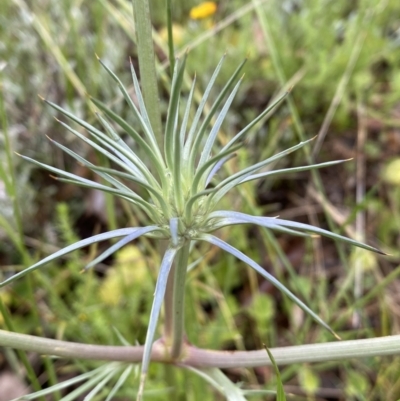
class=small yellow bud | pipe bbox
[189,2,217,20]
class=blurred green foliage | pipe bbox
[1,0,400,399]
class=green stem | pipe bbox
[164,242,190,359]
[131,0,162,141]
[1,329,400,368]
[166,0,175,76]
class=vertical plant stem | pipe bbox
[164,242,190,359]
[131,0,162,141]
[166,0,175,76]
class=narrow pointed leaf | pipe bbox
[187,368,247,401]
[208,137,316,207]
[198,76,243,169]
[205,152,237,187]
[9,366,107,400]
[90,97,166,180]
[95,111,150,169]
[180,74,196,149]
[18,154,156,216]
[60,366,117,401]
[87,165,169,214]
[85,226,159,270]
[53,176,158,220]
[191,143,242,194]
[18,154,137,199]
[47,137,137,195]
[97,57,162,160]
[208,211,385,255]
[223,91,288,151]
[55,118,146,180]
[198,234,338,337]
[130,58,152,132]
[183,55,226,161]
[137,247,179,400]
[274,217,385,254]
[240,159,351,184]
[185,188,217,222]
[188,58,247,174]
[105,365,134,401]
[265,346,286,401]
[165,54,187,170]
[47,98,159,185]
[0,228,156,287]
[83,369,119,401]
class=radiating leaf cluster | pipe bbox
[1,54,384,399]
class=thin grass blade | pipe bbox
[112,327,131,346]
[265,346,286,401]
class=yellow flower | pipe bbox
[190,2,217,20]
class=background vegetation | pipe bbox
[1,0,400,399]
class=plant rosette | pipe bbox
[0,54,383,399]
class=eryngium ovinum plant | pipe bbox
[1,54,383,400]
